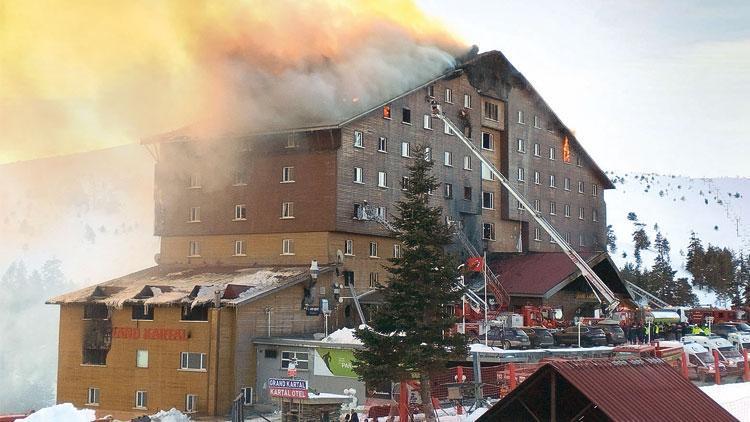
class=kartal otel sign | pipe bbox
[268,378,309,399]
[112,327,188,341]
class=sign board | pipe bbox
[268,378,308,399]
[306,306,321,316]
[313,348,358,378]
[112,327,187,341]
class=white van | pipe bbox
[680,341,726,381]
[727,331,750,352]
[682,335,744,368]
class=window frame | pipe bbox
[549,146,556,160]
[423,114,433,130]
[344,239,354,256]
[483,222,496,241]
[564,204,571,218]
[517,138,526,153]
[401,142,410,158]
[534,171,541,185]
[282,239,294,255]
[378,171,388,188]
[517,110,525,124]
[481,132,494,150]
[180,352,207,371]
[549,174,556,188]
[482,191,494,209]
[445,88,453,103]
[281,202,294,219]
[186,394,198,414]
[534,227,541,241]
[444,183,453,199]
[549,201,556,215]
[533,143,541,157]
[188,240,200,257]
[233,170,247,186]
[188,206,200,223]
[378,137,388,153]
[369,272,378,288]
[517,167,525,182]
[241,387,254,406]
[87,387,100,406]
[353,167,364,184]
[393,244,402,258]
[401,107,412,124]
[281,166,295,183]
[234,240,247,256]
[464,94,472,109]
[444,151,453,167]
[369,241,379,258]
[564,177,571,191]
[578,181,585,194]
[463,155,472,170]
[484,101,499,121]
[135,390,147,409]
[188,173,201,189]
[136,350,149,368]
[234,204,247,221]
[353,130,364,148]
[281,351,309,370]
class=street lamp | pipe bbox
[706,316,715,334]
[309,259,320,281]
[645,316,654,344]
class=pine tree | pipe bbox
[606,224,617,253]
[686,231,706,289]
[742,254,750,306]
[354,145,466,421]
[632,222,650,269]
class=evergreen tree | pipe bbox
[606,224,617,254]
[354,145,466,421]
[702,246,736,300]
[686,231,706,289]
[742,254,750,306]
[632,222,650,269]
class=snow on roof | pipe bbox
[322,327,363,345]
[700,383,750,422]
[47,265,329,308]
[470,343,614,354]
[307,392,352,400]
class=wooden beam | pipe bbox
[569,402,594,421]
[518,397,542,422]
[550,372,556,422]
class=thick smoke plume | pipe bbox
[1,0,467,162]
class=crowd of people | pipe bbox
[623,321,712,344]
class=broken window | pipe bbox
[82,316,112,365]
[343,271,354,287]
[181,304,209,321]
[383,105,391,119]
[481,132,493,150]
[426,85,435,98]
[444,183,453,199]
[186,394,198,413]
[463,186,472,201]
[84,304,109,320]
[132,305,154,321]
[354,131,364,148]
[402,108,411,124]
[83,348,108,365]
[483,223,495,240]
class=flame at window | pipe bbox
[563,137,571,163]
[383,105,392,119]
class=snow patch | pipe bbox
[322,327,363,345]
[700,382,750,422]
[149,407,191,422]
[18,403,96,422]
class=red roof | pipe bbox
[489,252,600,296]
[482,359,738,421]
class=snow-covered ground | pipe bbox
[16,403,95,422]
[606,172,750,306]
[700,382,750,422]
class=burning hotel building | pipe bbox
[48,50,630,418]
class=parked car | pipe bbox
[486,327,531,350]
[682,335,745,369]
[725,322,750,333]
[593,323,627,345]
[520,327,555,348]
[553,326,607,347]
[712,323,739,339]
[682,342,728,382]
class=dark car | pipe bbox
[593,324,627,345]
[553,326,607,347]
[486,327,531,350]
[520,327,555,348]
[712,323,739,339]
[726,322,750,333]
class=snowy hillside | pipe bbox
[605,172,750,305]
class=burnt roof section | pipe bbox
[460,51,614,189]
[479,359,738,422]
[47,264,331,308]
[488,252,630,298]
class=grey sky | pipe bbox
[421,0,750,177]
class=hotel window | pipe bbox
[402,107,411,124]
[443,120,453,135]
[345,239,354,256]
[463,155,472,170]
[282,166,295,183]
[564,177,571,191]
[135,391,147,409]
[353,131,363,148]
[369,272,378,288]
[517,138,526,153]
[463,186,472,201]
[282,239,294,255]
[564,204,571,218]
[377,171,388,188]
[593,209,599,222]
[378,137,387,152]
[87,388,100,406]
[189,207,200,223]
[353,203,364,220]
[533,199,540,212]
[464,94,472,109]
[281,351,309,370]
[534,227,541,241]
[369,242,379,258]
[533,143,541,157]
[534,171,541,185]
[180,352,207,371]
[188,240,200,257]
[401,176,410,191]
[592,184,599,196]
[424,147,432,161]
[549,147,556,160]
[517,110,525,124]
[444,183,453,199]
[427,85,435,98]
[483,223,496,240]
[578,181,585,194]
[549,202,556,215]
[383,105,392,119]
[534,115,541,128]
[353,167,364,184]
[241,387,254,406]
[481,162,494,181]
[281,202,294,218]
[564,232,571,244]
[484,102,499,121]
[401,142,410,157]
[482,191,494,209]
[423,114,433,130]
[233,170,247,186]
[185,394,197,414]
[579,207,585,220]
[445,88,453,103]
[517,167,525,182]
[393,244,402,258]
[188,173,201,189]
[579,234,585,246]
[481,132,493,150]
[234,204,247,220]
[234,240,246,256]
[444,151,453,166]
[549,175,556,188]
